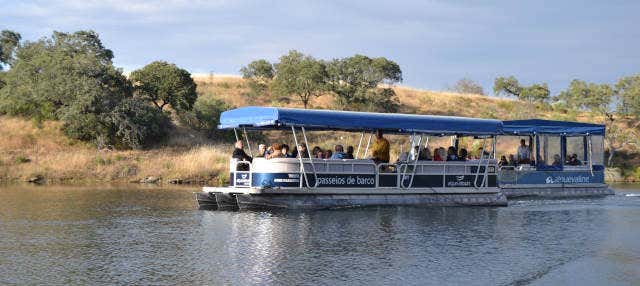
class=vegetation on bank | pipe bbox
[1,29,640,184]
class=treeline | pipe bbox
[240,50,403,112]
[0,30,226,149]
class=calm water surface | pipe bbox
[1,184,639,285]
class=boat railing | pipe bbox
[232,158,497,189]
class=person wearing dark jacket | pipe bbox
[232,140,252,162]
[232,140,252,171]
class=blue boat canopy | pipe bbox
[502,119,605,136]
[219,106,503,135]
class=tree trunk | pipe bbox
[607,148,615,167]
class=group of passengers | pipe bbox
[398,146,473,163]
[232,141,358,161]
[497,139,584,167]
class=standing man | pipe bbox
[232,140,252,162]
[370,130,390,165]
[517,139,531,164]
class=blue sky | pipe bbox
[1,0,639,95]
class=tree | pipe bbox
[493,76,522,97]
[556,79,613,113]
[326,54,402,110]
[106,98,171,148]
[0,30,21,69]
[129,61,197,112]
[240,59,274,99]
[615,74,640,118]
[493,76,549,103]
[521,83,550,103]
[272,50,327,109]
[451,78,484,95]
[604,113,638,166]
[0,30,169,148]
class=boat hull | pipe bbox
[195,189,508,210]
[195,192,218,210]
[235,193,507,210]
[501,184,613,198]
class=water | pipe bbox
[1,185,639,286]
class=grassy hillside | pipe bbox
[1,75,638,185]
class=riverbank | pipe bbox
[0,116,230,185]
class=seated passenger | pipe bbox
[331,145,347,159]
[446,146,458,161]
[567,154,582,166]
[281,144,291,158]
[458,148,468,161]
[498,155,508,166]
[397,151,409,163]
[297,143,310,158]
[266,143,286,159]
[324,149,333,159]
[552,154,562,166]
[312,146,323,159]
[419,147,432,160]
[433,147,444,161]
[344,146,355,159]
[508,154,517,166]
[256,144,267,157]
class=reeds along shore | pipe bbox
[0,75,638,185]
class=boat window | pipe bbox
[566,136,586,165]
[538,135,561,169]
[591,135,605,166]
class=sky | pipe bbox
[1,0,639,95]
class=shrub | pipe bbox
[15,155,30,163]
[107,98,172,149]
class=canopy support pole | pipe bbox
[355,131,365,159]
[588,134,594,176]
[363,131,374,159]
[301,126,319,188]
[402,134,422,189]
[292,126,318,189]
[474,137,488,188]
[242,127,253,157]
[233,128,239,142]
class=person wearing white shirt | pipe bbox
[517,139,531,164]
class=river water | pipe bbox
[1,184,639,286]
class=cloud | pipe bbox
[1,0,639,93]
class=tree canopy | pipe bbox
[493,76,549,102]
[325,54,402,111]
[451,78,484,95]
[615,74,640,118]
[129,61,197,112]
[0,30,21,69]
[0,30,170,148]
[272,50,327,109]
[556,79,613,112]
[240,59,275,99]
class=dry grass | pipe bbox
[0,116,229,185]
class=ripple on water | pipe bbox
[0,185,639,285]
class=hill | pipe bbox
[0,75,638,185]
